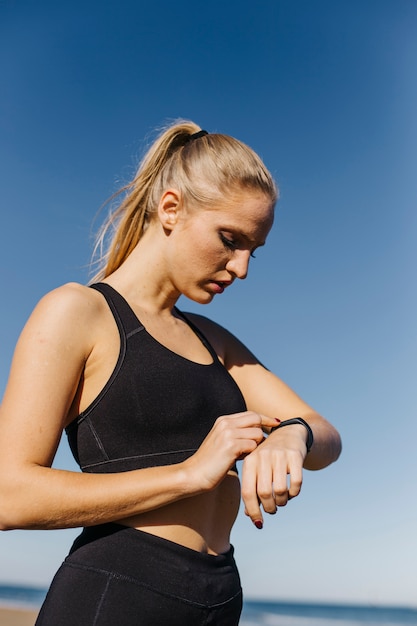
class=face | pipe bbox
[164,191,274,304]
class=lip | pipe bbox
[209,280,232,294]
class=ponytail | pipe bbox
[91,120,277,281]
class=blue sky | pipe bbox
[1,0,416,608]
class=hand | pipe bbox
[184,411,280,492]
[241,423,308,528]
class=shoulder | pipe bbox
[32,282,104,319]
[183,312,259,368]
[20,283,107,356]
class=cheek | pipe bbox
[172,223,226,272]
[184,234,221,265]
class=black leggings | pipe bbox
[35,524,243,625]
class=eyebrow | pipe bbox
[223,227,266,248]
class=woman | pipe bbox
[0,121,341,625]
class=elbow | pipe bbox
[326,427,342,465]
[0,514,9,530]
[331,427,343,463]
[304,426,342,471]
[0,504,23,531]
[334,431,342,461]
[0,505,40,531]
[0,498,29,531]
[0,487,18,530]
[0,480,39,531]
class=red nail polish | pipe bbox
[274,418,281,424]
[254,520,263,529]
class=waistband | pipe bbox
[70,522,235,565]
[65,523,241,606]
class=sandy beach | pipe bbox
[0,606,39,626]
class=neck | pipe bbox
[102,229,180,315]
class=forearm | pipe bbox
[0,462,199,531]
[298,413,342,470]
[266,413,341,471]
[241,413,342,525]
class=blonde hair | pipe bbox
[91,120,277,281]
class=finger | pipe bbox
[237,427,266,445]
[256,477,277,515]
[217,412,277,430]
[272,464,290,507]
[251,450,277,515]
[234,412,279,429]
[272,450,303,502]
[259,414,281,428]
[272,480,289,507]
[241,458,264,529]
[287,460,303,499]
[230,412,279,428]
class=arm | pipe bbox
[228,362,341,471]
[0,286,277,530]
[0,285,187,529]
[185,314,342,526]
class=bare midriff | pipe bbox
[119,471,241,555]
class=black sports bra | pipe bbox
[66,283,247,473]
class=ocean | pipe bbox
[241,600,417,625]
[0,584,416,625]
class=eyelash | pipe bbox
[220,234,256,258]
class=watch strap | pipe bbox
[270,417,314,453]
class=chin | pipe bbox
[184,290,215,305]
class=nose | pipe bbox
[225,251,250,280]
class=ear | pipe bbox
[157,189,182,231]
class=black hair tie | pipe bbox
[185,130,209,143]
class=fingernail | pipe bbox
[274,418,281,424]
[254,520,263,530]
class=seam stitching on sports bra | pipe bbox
[81,448,197,469]
[126,327,145,338]
[85,416,110,462]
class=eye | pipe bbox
[220,233,258,259]
[220,233,237,251]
